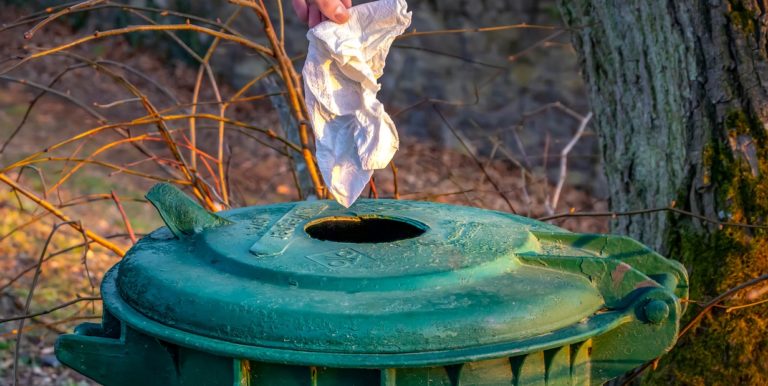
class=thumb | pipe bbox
[315,0,350,24]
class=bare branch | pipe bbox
[433,105,517,213]
[0,173,126,256]
[623,273,768,384]
[12,221,75,386]
[0,74,107,122]
[390,161,400,200]
[1,296,102,324]
[111,191,137,244]
[398,23,561,39]
[538,206,768,230]
[0,234,135,293]
[94,97,141,108]
[547,112,592,214]
[2,23,272,75]
[23,0,106,39]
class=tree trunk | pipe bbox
[558,0,768,384]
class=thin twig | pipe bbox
[398,23,561,39]
[403,189,478,201]
[523,101,585,121]
[392,86,480,118]
[623,273,768,384]
[680,274,768,338]
[433,105,517,213]
[233,0,325,198]
[2,23,272,75]
[3,293,68,335]
[197,125,289,156]
[12,221,74,386]
[45,133,155,194]
[490,136,534,178]
[508,30,565,62]
[41,52,185,181]
[390,161,400,200]
[23,0,106,39]
[0,196,138,245]
[142,7,240,205]
[97,59,180,104]
[276,0,285,46]
[0,315,101,339]
[548,112,592,214]
[1,114,293,176]
[0,173,125,256]
[211,11,243,206]
[520,167,532,216]
[537,206,768,230]
[724,297,768,313]
[2,2,83,28]
[1,296,102,324]
[0,212,50,243]
[368,177,379,199]
[0,65,86,153]
[0,75,107,123]
[17,157,192,185]
[60,194,146,208]
[94,97,141,108]
[16,165,48,202]
[3,1,245,36]
[74,221,96,295]
[111,191,137,244]
[61,52,213,207]
[392,44,507,69]
[0,234,135,294]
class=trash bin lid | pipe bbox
[115,189,608,356]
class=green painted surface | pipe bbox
[56,183,689,385]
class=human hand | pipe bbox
[291,0,352,27]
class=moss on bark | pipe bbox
[651,231,768,385]
[558,0,768,384]
[648,106,768,385]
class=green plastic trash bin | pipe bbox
[55,183,688,385]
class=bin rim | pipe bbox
[102,265,638,368]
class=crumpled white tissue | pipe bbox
[303,0,411,207]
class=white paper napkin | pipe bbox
[303,0,412,207]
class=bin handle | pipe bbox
[145,183,232,239]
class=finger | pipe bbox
[341,0,352,8]
[308,4,322,27]
[291,0,309,23]
[315,0,350,24]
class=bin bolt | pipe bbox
[643,300,670,324]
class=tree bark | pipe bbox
[558,0,768,384]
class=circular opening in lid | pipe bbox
[305,216,427,243]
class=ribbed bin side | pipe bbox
[238,340,593,386]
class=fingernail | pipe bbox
[334,5,349,23]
